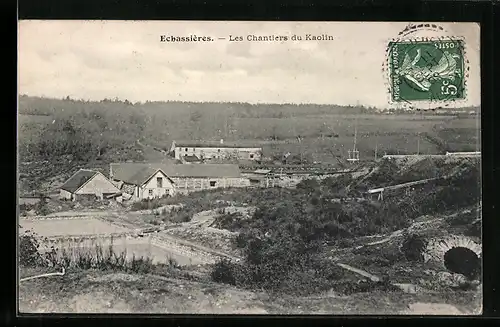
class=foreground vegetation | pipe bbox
[138,157,480,296]
[19,229,181,277]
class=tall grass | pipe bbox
[20,231,181,275]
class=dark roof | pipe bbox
[110,163,242,183]
[60,169,99,193]
[111,165,171,186]
[166,164,241,178]
[126,167,165,186]
[173,140,262,149]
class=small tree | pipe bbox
[19,230,42,267]
[35,196,50,216]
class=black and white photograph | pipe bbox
[17,21,481,315]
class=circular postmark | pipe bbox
[382,24,470,110]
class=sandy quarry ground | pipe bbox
[18,269,481,314]
[20,217,130,237]
[161,207,253,257]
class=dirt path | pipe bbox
[336,263,381,282]
[331,213,448,256]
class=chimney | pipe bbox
[220,139,224,144]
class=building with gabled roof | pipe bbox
[59,169,121,201]
[170,139,263,162]
[113,166,175,201]
[110,162,250,196]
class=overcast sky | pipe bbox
[18,21,480,108]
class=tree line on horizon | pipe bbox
[19,94,480,118]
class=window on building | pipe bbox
[149,189,153,196]
[218,149,221,152]
[185,148,188,151]
[210,181,216,187]
[157,177,163,188]
[250,154,254,159]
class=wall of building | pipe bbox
[138,171,176,200]
[170,177,250,193]
[174,146,262,161]
[75,173,120,199]
[59,189,73,200]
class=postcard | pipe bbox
[18,20,481,315]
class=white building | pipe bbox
[170,140,263,162]
[109,166,176,201]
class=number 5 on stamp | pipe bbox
[388,39,465,102]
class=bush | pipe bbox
[211,212,246,232]
[296,178,320,192]
[19,230,43,267]
[34,198,50,216]
[19,203,35,216]
[210,259,237,285]
[131,198,164,211]
[400,234,427,262]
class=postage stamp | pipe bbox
[388,38,466,102]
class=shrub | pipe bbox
[211,212,245,232]
[210,259,237,285]
[19,230,43,267]
[166,257,180,268]
[131,198,164,211]
[296,178,320,192]
[128,254,154,273]
[34,198,50,216]
[19,203,35,216]
[400,234,427,262]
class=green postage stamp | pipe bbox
[388,39,466,102]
